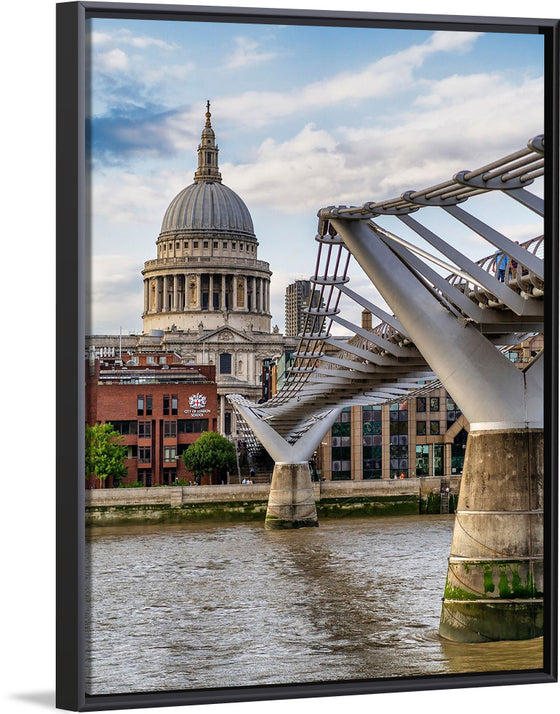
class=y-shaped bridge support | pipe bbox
[233,401,342,529]
[331,217,543,642]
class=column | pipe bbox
[233,274,238,309]
[163,275,169,312]
[221,274,226,310]
[243,276,248,311]
[173,274,178,311]
[143,279,149,314]
[251,276,256,312]
[428,445,434,477]
[184,273,189,309]
[209,274,214,311]
[157,276,163,312]
[260,279,265,313]
[444,442,452,476]
[199,273,203,309]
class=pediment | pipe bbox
[198,325,255,344]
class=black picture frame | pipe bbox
[56,2,559,711]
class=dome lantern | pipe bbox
[194,100,222,184]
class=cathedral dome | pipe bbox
[161,181,254,235]
[143,102,271,337]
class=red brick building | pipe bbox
[86,350,219,486]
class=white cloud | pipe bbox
[90,29,175,51]
[209,31,482,128]
[88,255,144,334]
[225,36,277,70]
[92,63,543,235]
[219,72,543,214]
[98,48,130,72]
[92,169,186,225]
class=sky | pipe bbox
[86,17,544,335]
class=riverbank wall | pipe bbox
[86,476,460,526]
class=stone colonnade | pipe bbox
[144,273,270,315]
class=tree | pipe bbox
[182,431,236,483]
[85,423,127,487]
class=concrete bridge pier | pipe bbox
[229,399,342,529]
[265,462,318,529]
[440,427,543,641]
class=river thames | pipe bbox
[85,515,543,695]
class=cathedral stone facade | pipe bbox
[87,104,297,437]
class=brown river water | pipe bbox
[85,515,543,695]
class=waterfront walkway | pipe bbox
[86,476,461,525]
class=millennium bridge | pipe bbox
[228,136,545,643]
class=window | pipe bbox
[220,353,232,374]
[416,445,429,477]
[363,443,382,479]
[240,243,244,250]
[416,397,426,412]
[452,429,468,474]
[146,395,152,416]
[138,421,151,438]
[332,421,351,437]
[168,243,172,250]
[223,242,227,249]
[137,395,144,416]
[159,356,167,364]
[433,444,444,477]
[137,469,152,487]
[232,242,236,249]
[363,406,382,439]
[193,241,198,248]
[203,241,209,249]
[164,446,177,462]
[176,242,179,249]
[138,446,151,463]
[163,394,170,415]
[178,419,209,434]
[172,395,178,415]
[163,469,177,485]
[112,421,137,435]
[390,444,408,475]
[430,397,440,411]
[164,421,177,438]
[430,421,440,435]
[332,409,351,479]
[184,241,188,248]
[416,421,426,435]
[446,393,462,430]
[213,241,218,249]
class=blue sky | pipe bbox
[86,18,544,334]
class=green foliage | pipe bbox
[182,431,236,479]
[118,481,144,488]
[85,423,128,484]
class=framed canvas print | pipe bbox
[56,2,559,711]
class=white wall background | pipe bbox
[1,1,557,713]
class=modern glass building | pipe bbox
[318,387,468,480]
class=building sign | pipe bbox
[184,392,212,417]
